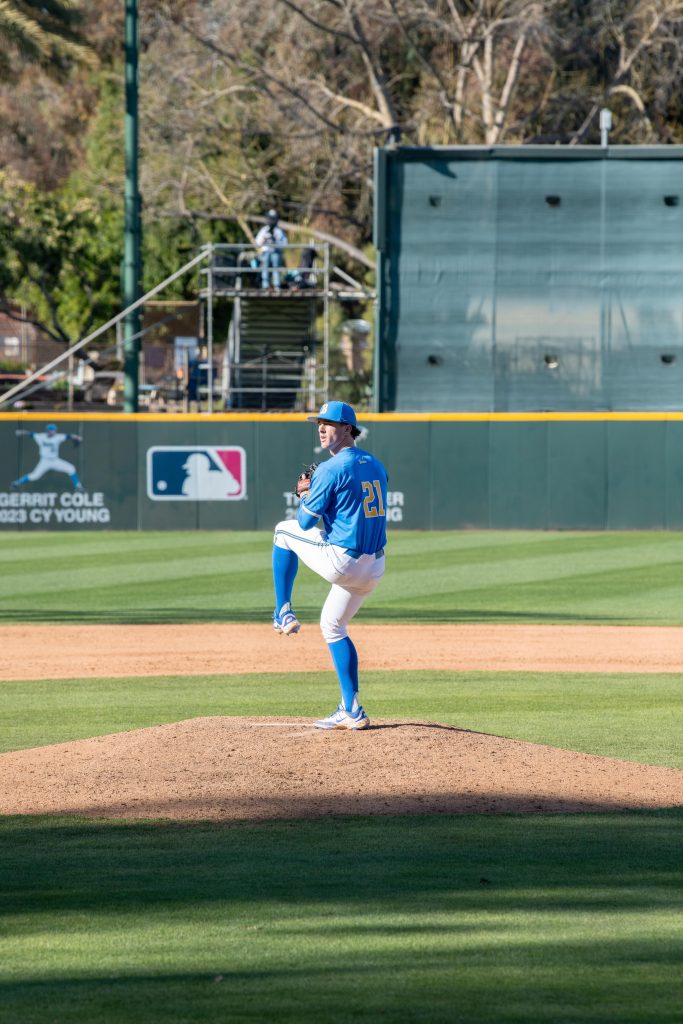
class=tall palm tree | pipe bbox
[0,0,95,74]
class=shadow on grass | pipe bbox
[2,811,681,916]
[1,813,681,1023]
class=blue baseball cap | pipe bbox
[306,401,357,428]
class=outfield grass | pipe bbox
[1,529,683,624]
[1,671,681,767]
[1,812,681,1024]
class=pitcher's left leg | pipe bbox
[315,585,372,729]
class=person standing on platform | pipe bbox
[254,209,288,290]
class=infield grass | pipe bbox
[1,529,683,624]
[1,670,681,767]
[1,812,681,1024]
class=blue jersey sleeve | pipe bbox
[297,499,320,530]
[296,462,335,530]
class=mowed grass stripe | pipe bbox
[0,533,269,608]
[0,530,266,555]
[373,564,683,623]
[388,533,683,570]
[382,530,681,556]
[0,577,328,624]
[4,556,680,616]
[0,813,680,1024]
[2,530,683,624]
[0,533,267,575]
[0,535,267,575]
[0,557,268,601]
[4,531,682,582]
[383,539,683,592]
[1,671,681,767]
[0,542,267,576]
[1,530,682,563]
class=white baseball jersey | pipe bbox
[34,432,68,460]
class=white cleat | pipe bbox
[313,703,370,730]
[273,604,301,636]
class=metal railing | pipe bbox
[0,248,211,410]
[198,242,329,296]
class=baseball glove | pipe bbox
[295,462,318,498]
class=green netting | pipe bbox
[377,149,683,411]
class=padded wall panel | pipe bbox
[376,146,683,413]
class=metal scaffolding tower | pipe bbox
[198,242,373,412]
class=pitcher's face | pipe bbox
[317,419,352,453]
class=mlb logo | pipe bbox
[147,446,247,501]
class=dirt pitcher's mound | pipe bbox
[1,717,681,820]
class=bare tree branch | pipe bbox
[276,0,358,45]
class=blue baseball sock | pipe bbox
[272,545,298,614]
[70,472,83,489]
[12,475,29,487]
[328,636,359,712]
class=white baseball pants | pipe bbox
[273,519,385,643]
[27,457,76,481]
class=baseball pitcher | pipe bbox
[272,401,388,730]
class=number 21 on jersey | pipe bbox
[362,480,385,518]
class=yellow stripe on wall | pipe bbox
[1,411,683,424]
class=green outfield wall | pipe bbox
[374,145,683,413]
[1,412,682,531]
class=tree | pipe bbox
[0,172,122,347]
[553,0,683,145]
[0,0,96,78]
[137,0,558,245]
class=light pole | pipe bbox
[599,109,612,395]
[123,0,142,412]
